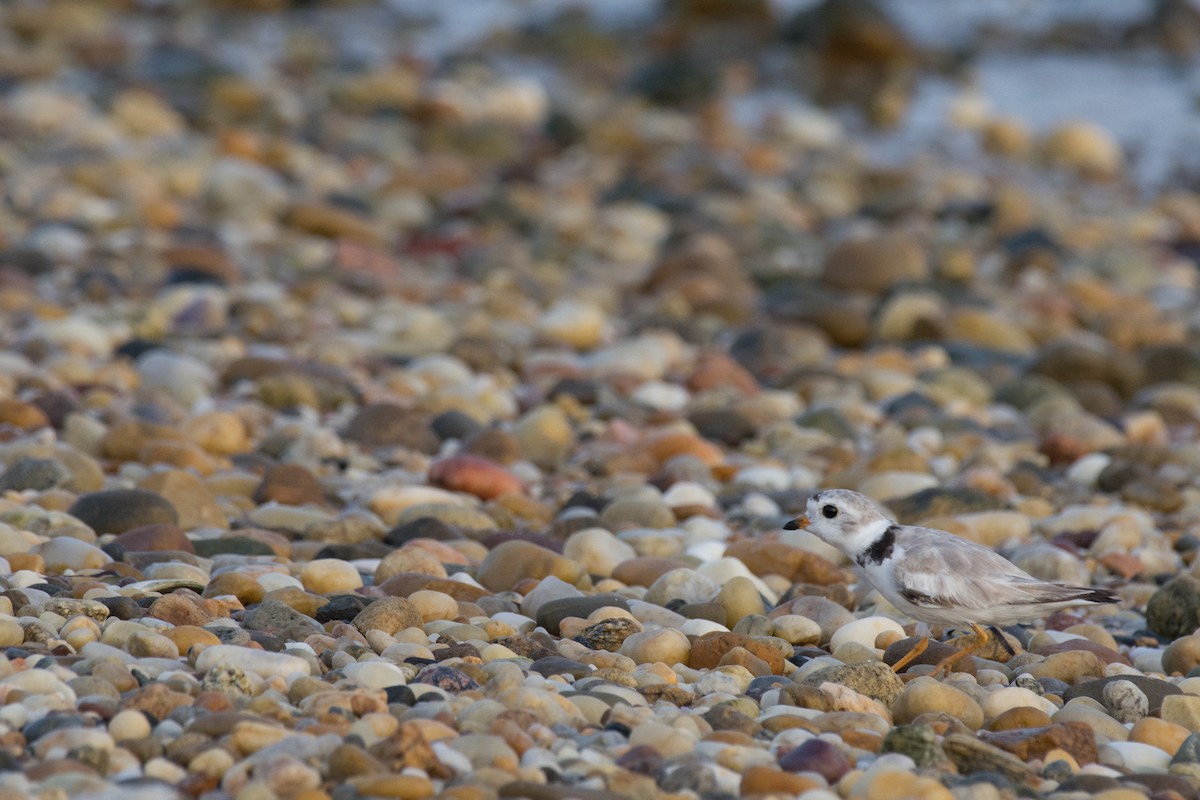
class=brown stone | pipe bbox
[988,706,1052,732]
[475,540,585,592]
[149,590,216,627]
[1032,639,1133,667]
[610,557,693,587]
[719,646,773,677]
[375,573,491,602]
[821,231,929,294]
[114,523,194,554]
[689,632,785,674]
[253,463,327,506]
[203,572,264,605]
[123,682,194,720]
[724,536,847,585]
[979,722,1098,765]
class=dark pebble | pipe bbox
[67,489,178,535]
[315,595,370,624]
[384,517,461,546]
[536,594,631,636]
[385,685,416,706]
[192,537,276,557]
[614,744,663,776]
[778,738,851,782]
[95,596,144,620]
[431,410,484,441]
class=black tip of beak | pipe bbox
[782,519,801,530]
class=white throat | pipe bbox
[841,516,893,559]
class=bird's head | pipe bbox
[784,489,892,559]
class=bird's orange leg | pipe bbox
[933,623,990,676]
[890,636,930,673]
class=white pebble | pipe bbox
[828,616,905,653]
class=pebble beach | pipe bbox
[2,1,1200,799]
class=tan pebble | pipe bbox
[6,553,44,573]
[475,540,584,592]
[875,630,904,650]
[183,412,249,455]
[1093,791,1156,800]
[109,709,152,741]
[1161,695,1200,732]
[144,756,188,784]
[617,628,690,666]
[481,644,519,662]
[1042,120,1122,179]
[1162,634,1200,676]
[163,625,222,655]
[740,765,822,796]
[892,677,984,730]
[138,439,224,475]
[981,116,1032,157]
[1017,650,1104,683]
[0,619,26,648]
[556,617,589,640]
[300,559,363,594]
[375,548,448,584]
[1062,624,1120,652]
[714,576,766,626]
[0,398,50,430]
[126,630,179,659]
[851,770,954,800]
[1129,716,1189,755]
[628,721,696,758]
[345,772,435,796]
[409,590,458,622]
[188,746,235,777]
[230,721,290,755]
[513,405,576,469]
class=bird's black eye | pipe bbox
[822,505,838,519]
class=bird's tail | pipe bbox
[1072,587,1120,604]
[1049,586,1119,605]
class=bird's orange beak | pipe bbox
[783,516,810,531]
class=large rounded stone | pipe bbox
[893,677,984,730]
[1148,575,1200,639]
[68,489,178,534]
[475,540,586,592]
[352,597,423,636]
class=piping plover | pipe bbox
[784,489,1119,673]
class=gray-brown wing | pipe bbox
[890,526,1084,610]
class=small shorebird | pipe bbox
[785,489,1119,673]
